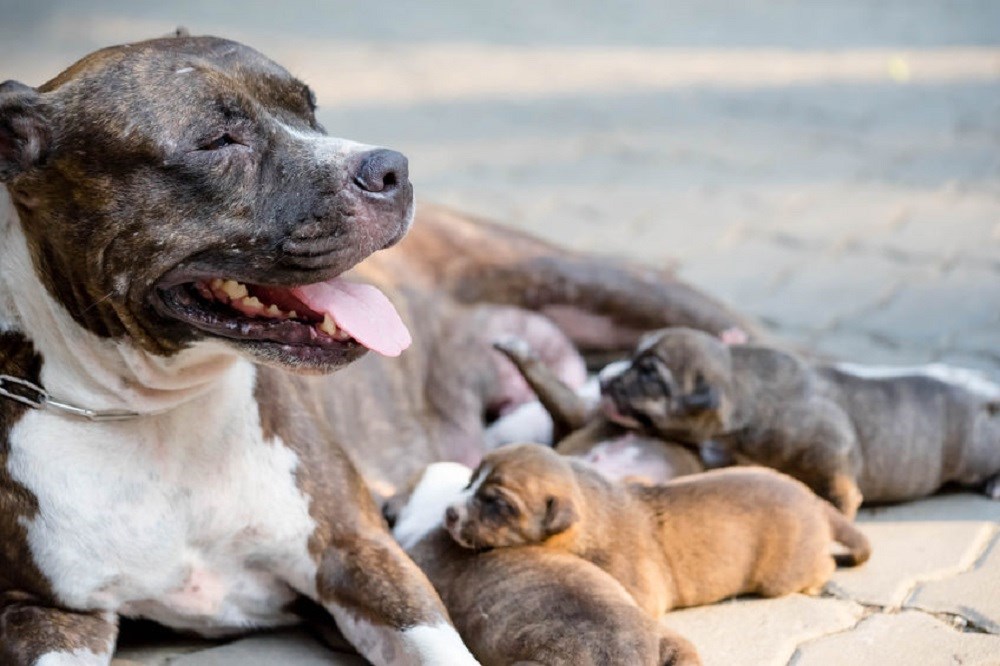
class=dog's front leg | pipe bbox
[0,593,117,666]
[296,451,479,665]
[313,531,478,666]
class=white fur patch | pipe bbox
[835,362,1000,399]
[7,361,318,633]
[402,623,480,665]
[484,400,554,448]
[36,648,109,666]
[392,462,472,550]
[329,607,479,665]
[484,376,602,449]
[598,359,631,383]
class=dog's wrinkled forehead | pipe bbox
[42,36,317,148]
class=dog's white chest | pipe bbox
[5,363,318,634]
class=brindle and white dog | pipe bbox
[0,35,751,665]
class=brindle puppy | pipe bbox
[446,444,870,618]
[602,328,1000,517]
[386,462,702,666]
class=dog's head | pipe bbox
[0,35,413,373]
[445,443,579,550]
[600,328,734,442]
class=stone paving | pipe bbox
[3,1,999,664]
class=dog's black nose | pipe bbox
[353,149,408,194]
[445,507,458,526]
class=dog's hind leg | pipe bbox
[0,594,117,665]
[493,336,591,439]
[393,205,760,354]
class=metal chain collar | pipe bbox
[0,373,156,422]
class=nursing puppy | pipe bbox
[446,444,870,617]
[602,328,1000,517]
[387,463,701,666]
[488,337,705,485]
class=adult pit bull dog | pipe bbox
[0,35,753,664]
[602,328,1000,517]
[385,463,701,666]
[445,444,871,617]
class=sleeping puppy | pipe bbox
[489,337,706,484]
[386,462,701,666]
[602,327,1000,517]
[445,444,870,618]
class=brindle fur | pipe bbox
[1,35,754,662]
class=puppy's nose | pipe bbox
[445,507,458,526]
[353,149,408,194]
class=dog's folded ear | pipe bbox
[0,81,50,183]
[542,495,578,536]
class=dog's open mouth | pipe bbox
[157,276,412,358]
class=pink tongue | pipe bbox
[291,279,412,357]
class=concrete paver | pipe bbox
[663,595,864,666]
[826,498,1000,608]
[789,611,1000,666]
[167,632,365,666]
[906,530,1000,633]
[2,1,998,665]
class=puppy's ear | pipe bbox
[0,81,50,183]
[677,381,720,415]
[542,495,577,536]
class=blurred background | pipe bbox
[2,0,998,376]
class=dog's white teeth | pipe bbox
[209,278,225,290]
[334,329,351,341]
[319,314,338,336]
[221,279,249,300]
[265,304,283,318]
[288,310,298,320]
[240,296,265,316]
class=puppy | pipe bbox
[386,463,701,666]
[489,337,706,484]
[446,444,870,617]
[602,327,1000,516]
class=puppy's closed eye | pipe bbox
[479,489,517,518]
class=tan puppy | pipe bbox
[446,444,870,617]
[387,462,701,666]
[601,328,1000,517]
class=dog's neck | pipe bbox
[725,345,810,434]
[0,188,243,415]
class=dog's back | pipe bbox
[818,363,1000,500]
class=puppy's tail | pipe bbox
[824,502,871,567]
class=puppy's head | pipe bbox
[600,328,733,442]
[0,35,413,373]
[445,443,579,550]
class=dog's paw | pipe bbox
[492,335,535,359]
